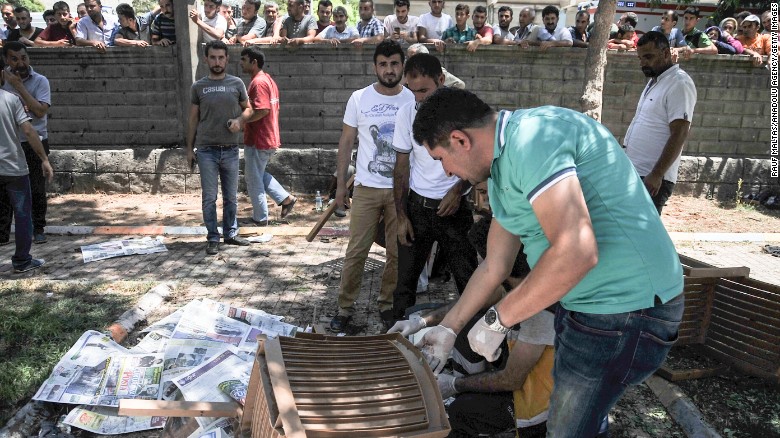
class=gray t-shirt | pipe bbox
[0,89,31,176]
[281,14,316,39]
[190,75,248,147]
[1,68,50,142]
[236,16,266,38]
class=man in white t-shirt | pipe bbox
[625,31,696,214]
[189,0,227,43]
[330,41,414,334]
[416,0,452,50]
[390,53,477,324]
[384,0,418,45]
[519,5,571,50]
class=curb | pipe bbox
[645,375,722,438]
[669,232,780,243]
[35,225,351,238]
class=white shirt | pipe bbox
[343,84,414,189]
[417,12,453,40]
[492,24,515,40]
[534,25,573,42]
[201,13,227,42]
[625,64,697,183]
[392,100,460,199]
[76,14,120,45]
[384,14,419,36]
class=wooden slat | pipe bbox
[705,334,776,370]
[685,266,750,278]
[712,294,780,330]
[706,328,779,363]
[655,364,727,381]
[264,338,307,438]
[703,346,780,385]
[716,281,780,311]
[709,313,780,346]
[291,386,422,404]
[710,306,780,338]
[720,276,780,295]
[118,400,241,418]
[708,321,780,357]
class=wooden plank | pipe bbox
[722,276,780,295]
[716,281,780,310]
[306,174,354,242]
[705,334,776,371]
[706,329,779,363]
[686,266,750,278]
[710,306,780,338]
[704,346,780,385]
[655,364,727,382]
[264,337,308,438]
[709,312,780,347]
[712,294,780,328]
[118,400,241,418]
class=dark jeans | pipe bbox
[0,175,33,268]
[392,191,478,320]
[641,176,675,214]
[0,140,49,238]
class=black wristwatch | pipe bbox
[484,306,511,334]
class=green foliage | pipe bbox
[132,0,158,14]
[9,0,46,12]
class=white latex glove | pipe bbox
[467,317,507,362]
[436,373,458,399]
[387,314,426,336]
[415,324,457,374]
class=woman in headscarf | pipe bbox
[706,25,744,54]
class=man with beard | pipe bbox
[416,0,452,50]
[187,40,252,255]
[384,0,417,45]
[329,41,414,333]
[0,3,16,39]
[151,0,175,46]
[75,0,120,52]
[228,0,266,45]
[519,5,571,51]
[279,0,316,45]
[353,0,384,47]
[491,6,514,44]
[624,31,696,214]
[0,41,51,245]
[3,7,43,46]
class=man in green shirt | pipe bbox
[441,3,475,44]
[679,6,717,59]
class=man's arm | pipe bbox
[741,47,765,66]
[186,104,200,165]
[227,99,254,132]
[3,70,49,118]
[437,178,470,216]
[190,11,226,40]
[643,119,690,196]
[538,38,573,51]
[455,340,546,393]
[20,121,53,182]
[692,43,717,55]
[335,124,358,211]
[288,28,316,45]
[393,151,413,246]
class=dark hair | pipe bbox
[413,88,495,150]
[576,10,589,20]
[541,5,558,18]
[394,0,409,8]
[206,0,223,6]
[684,7,700,18]
[43,9,54,19]
[473,5,486,15]
[115,3,135,19]
[317,0,332,8]
[2,41,27,57]
[618,24,634,36]
[373,39,404,64]
[13,6,30,14]
[455,3,469,14]
[246,0,261,12]
[623,12,638,26]
[204,39,228,56]
[52,1,70,12]
[359,0,373,6]
[663,10,678,23]
[497,5,512,15]
[734,10,751,20]
[404,53,442,79]
[240,45,265,69]
[637,30,670,50]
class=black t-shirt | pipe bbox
[4,27,44,42]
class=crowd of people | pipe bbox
[0,0,773,65]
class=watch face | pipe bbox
[485,309,497,325]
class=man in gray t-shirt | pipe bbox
[280,0,316,44]
[186,40,253,255]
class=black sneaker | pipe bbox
[206,241,219,255]
[14,258,45,273]
[380,310,395,332]
[225,236,250,246]
[330,314,352,332]
[34,232,47,244]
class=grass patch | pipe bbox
[0,280,153,425]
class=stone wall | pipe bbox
[27,45,772,197]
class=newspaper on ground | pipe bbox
[246,233,272,243]
[130,330,170,354]
[81,236,167,263]
[63,405,165,435]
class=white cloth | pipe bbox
[317,25,358,40]
[201,13,227,42]
[624,64,697,183]
[384,14,419,36]
[492,24,515,39]
[343,84,414,189]
[76,14,120,45]
[417,12,453,40]
[507,310,555,346]
[392,100,459,199]
[534,25,573,42]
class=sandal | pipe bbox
[281,196,297,219]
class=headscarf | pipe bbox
[719,17,738,34]
[705,26,723,42]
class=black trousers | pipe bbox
[392,191,478,320]
[0,140,49,238]
[641,176,675,215]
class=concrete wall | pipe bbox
[27,45,772,198]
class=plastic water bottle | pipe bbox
[315,191,323,212]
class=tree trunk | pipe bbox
[580,0,617,121]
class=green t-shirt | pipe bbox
[488,107,682,314]
[682,28,713,49]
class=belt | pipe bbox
[205,144,238,149]
[408,190,441,210]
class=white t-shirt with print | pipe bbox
[343,84,414,189]
[417,12,453,40]
[384,14,419,36]
[201,13,228,42]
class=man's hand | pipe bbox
[467,316,506,362]
[518,39,530,49]
[643,171,663,197]
[433,39,445,52]
[387,314,426,336]
[157,38,173,46]
[41,160,54,183]
[227,118,242,133]
[414,324,457,374]
[134,40,150,47]
[466,40,480,52]
[334,186,351,212]
[749,51,763,67]
[436,373,458,398]
[351,38,366,48]
[539,41,554,51]
[186,148,195,171]
[437,188,461,217]
[328,38,342,46]
[3,67,23,90]
[189,9,200,23]
[396,213,414,246]
[92,41,107,52]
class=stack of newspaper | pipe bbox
[33,298,303,437]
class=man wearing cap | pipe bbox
[736,14,770,66]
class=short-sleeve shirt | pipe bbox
[475,24,493,39]
[682,27,713,49]
[190,75,248,147]
[534,26,573,42]
[281,14,316,39]
[151,14,176,43]
[37,23,76,44]
[111,17,151,44]
[357,16,383,38]
[262,19,276,37]
[244,71,280,150]
[651,25,685,48]
[624,64,696,183]
[514,23,539,41]
[417,12,453,40]
[1,67,50,142]
[4,27,44,42]
[489,107,683,314]
[441,25,476,43]
[391,100,459,199]
[236,16,266,39]
[384,15,419,36]
[342,84,414,189]
[76,14,120,45]
[0,89,31,176]
[736,33,770,55]
[316,20,333,34]
[317,25,358,40]
[568,26,588,42]
[492,24,515,40]
[201,14,227,42]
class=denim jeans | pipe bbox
[0,140,50,238]
[197,146,239,242]
[244,147,290,223]
[0,175,33,268]
[547,293,684,437]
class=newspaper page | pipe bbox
[63,405,165,435]
[130,330,170,354]
[33,331,164,406]
[174,349,251,427]
[81,236,167,263]
[171,301,251,347]
[187,417,236,438]
[201,298,300,340]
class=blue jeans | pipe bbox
[547,293,684,437]
[197,146,239,242]
[244,147,290,222]
[0,175,33,269]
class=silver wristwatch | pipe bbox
[484,306,511,334]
